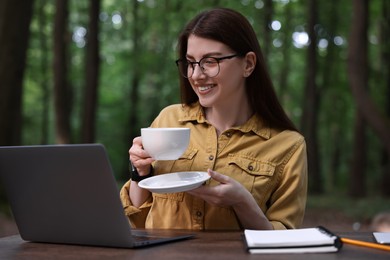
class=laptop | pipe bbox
[0,144,194,248]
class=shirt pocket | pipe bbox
[169,147,198,173]
[228,154,275,176]
[153,147,198,174]
[227,154,276,192]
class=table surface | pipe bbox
[0,231,389,260]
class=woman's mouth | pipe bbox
[198,85,215,92]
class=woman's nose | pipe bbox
[191,64,206,80]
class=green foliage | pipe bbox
[20,0,389,197]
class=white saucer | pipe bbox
[138,171,210,194]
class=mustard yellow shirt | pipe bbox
[120,103,307,230]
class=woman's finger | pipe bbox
[207,169,230,184]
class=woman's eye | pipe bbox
[202,58,217,66]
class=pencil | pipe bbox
[341,237,390,252]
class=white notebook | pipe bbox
[373,232,390,244]
[244,226,342,254]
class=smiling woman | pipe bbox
[120,7,307,231]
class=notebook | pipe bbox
[0,144,194,248]
[373,232,390,244]
[244,226,342,254]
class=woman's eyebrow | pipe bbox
[186,52,223,60]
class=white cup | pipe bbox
[141,128,190,160]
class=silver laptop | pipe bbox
[0,144,194,248]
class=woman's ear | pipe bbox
[243,52,256,77]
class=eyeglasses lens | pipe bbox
[178,57,220,78]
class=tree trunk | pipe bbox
[278,2,292,103]
[0,0,34,146]
[0,0,34,206]
[119,0,142,180]
[379,0,390,197]
[321,1,339,190]
[128,0,141,141]
[301,0,322,194]
[348,0,390,155]
[53,0,72,144]
[349,114,367,197]
[347,0,369,198]
[38,0,50,145]
[262,0,273,60]
[81,0,101,143]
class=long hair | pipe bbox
[177,8,298,132]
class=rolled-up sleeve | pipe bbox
[119,180,153,228]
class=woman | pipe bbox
[120,8,307,230]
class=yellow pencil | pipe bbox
[341,237,390,252]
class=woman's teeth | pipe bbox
[199,85,214,91]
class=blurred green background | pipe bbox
[0,0,389,232]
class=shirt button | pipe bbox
[248,165,254,171]
[209,155,214,161]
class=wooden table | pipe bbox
[0,231,388,259]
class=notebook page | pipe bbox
[245,227,336,247]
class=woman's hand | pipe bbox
[129,136,154,207]
[187,169,247,207]
[188,169,273,230]
[129,136,154,176]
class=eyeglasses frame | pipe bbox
[175,54,239,78]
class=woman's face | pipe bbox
[186,35,249,109]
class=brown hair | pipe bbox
[177,8,298,132]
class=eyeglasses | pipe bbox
[175,54,239,78]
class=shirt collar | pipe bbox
[178,102,271,140]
